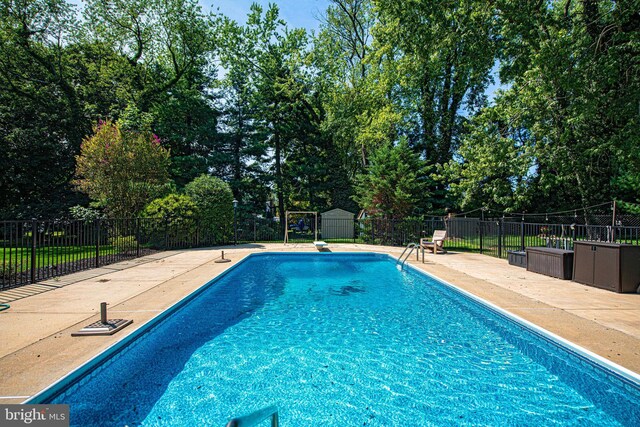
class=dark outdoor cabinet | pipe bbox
[526,247,574,280]
[573,241,640,293]
[508,250,527,268]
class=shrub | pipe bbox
[108,235,138,253]
[142,194,199,245]
[69,205,104,222]
[184,175,233,242]
[74,120,171,218]
[142,194,199,230]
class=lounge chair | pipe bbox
[420,230,447,255]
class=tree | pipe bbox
[0,0,217,219]
[370,0,497,210]
[219,4,327,220]
[312,0,378,212]
[373,0,497,164]
[0,0,89,218]
[451,0,640,213]
[74,120,171,217]
[353,139,431,219]
[445,96,536,212]
[83,0,213,110]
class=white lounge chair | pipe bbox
[420,230,447,255]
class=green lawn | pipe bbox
[1,245,119,273]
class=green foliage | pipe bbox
[445,97,536,212]
[353,139,431,219]
[448,0,640,213]
[184,175,234,239]
[142,193,199,231]
[69,205,105,222]
[108,235,138,253]
[74,120,171,217]
[2,0,640,222]
[372,0,497,163]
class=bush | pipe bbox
[69,205,104,222]
[142,194,199,247]
[142,194,198,224]
[184,175,233,242]
[108,235,138,253]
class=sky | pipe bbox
[200,0,331,33]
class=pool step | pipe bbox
[226,405,278,427]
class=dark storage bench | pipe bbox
[573,241,640,293]
[526,247,574,280]
[507,250,527,268]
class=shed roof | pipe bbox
[321,208,355,218]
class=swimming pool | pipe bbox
[31,253,640,425]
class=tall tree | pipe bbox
[353,139,431,219]
[451,0,640,213]
[373,0,497,167]
[219,4,326,219]
[0,0,88,218]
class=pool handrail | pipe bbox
[225,405,279,427]
[397,242,419,268]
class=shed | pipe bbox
[321,208,355,239]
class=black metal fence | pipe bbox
[1,218,232,290]
[3,216,640,291]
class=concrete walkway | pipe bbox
[0,244,638,404]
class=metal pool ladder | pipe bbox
[226,405,278,427]
[397,242,419,268]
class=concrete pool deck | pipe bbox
[0,243,638,403]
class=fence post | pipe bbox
[391,220,395,245]
[30,219,37,284]
[479,220,484,255]
[371,219,375,244]
[611,200,617,242]
[95,219,101,268]
[136,218,141,257]
[164,216,169,249]
[497,219,503,258]
[520,218,525,251]
[353,218,357,243]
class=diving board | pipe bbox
[314,241,329,250]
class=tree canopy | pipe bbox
[1,0,638,220]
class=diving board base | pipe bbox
[313,241,329,251]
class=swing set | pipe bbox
[284,211,318,243]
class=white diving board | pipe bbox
[313,241,329,249]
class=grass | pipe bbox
[1,245,119,274]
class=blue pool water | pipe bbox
[44,253,639,426]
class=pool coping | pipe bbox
[25,251,640,405]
